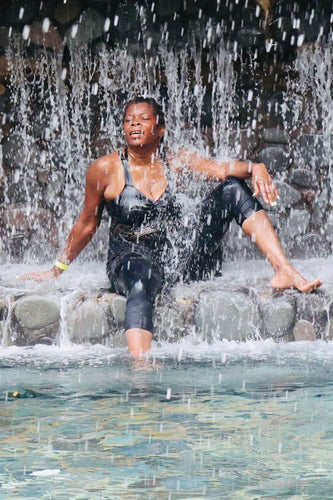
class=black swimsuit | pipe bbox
[104,150,263,335]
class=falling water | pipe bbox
[3,33,236,263]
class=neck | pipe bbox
[126,144,162,166]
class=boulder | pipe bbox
[293,320,316,341]
[256,145,290,176]
[195,287,260,342]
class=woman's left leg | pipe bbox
[187,177,322,292]
[242,210,322,292]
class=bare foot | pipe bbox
[270,267,323,293]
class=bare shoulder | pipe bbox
[87,151,120,177]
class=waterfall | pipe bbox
[3,35,236,263]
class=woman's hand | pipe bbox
[251,162,279,206]
[17,267,63,282]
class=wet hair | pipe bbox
[123,96,165,126]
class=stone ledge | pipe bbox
[0,260,331,347]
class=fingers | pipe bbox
[252,164,279,205]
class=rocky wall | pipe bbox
[1,262,332,347]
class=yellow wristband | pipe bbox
[54,260,69,271]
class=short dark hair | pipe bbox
[123,96,165,126]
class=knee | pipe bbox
[125,281,154,332]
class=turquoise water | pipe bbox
[1,341,333,499]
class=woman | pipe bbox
[19,96,322,355]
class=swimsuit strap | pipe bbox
[120,149,135,187]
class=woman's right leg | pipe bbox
[112,254,163,356]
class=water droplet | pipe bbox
[42,18,51,33]
[22,25,30,40]
[104,17,110,32]
[71,24,78,39]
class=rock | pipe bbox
[155,298,195,342]
[109,294,126,324]
[1,132,41,170]
[261,127,289,144]
[236,28,265,48]
[289,168,318,189]
[195,288,260,342]
[14,295,60,330]
[295,292,329,337]
[256,145,290,176]
[274,180,302,207]
[64,9,106,48]
[67,297,109,343]
[279,209,310,238]
[289,233,331,260]
[292,134,330,170]
[293,320,316,341]
[29,21,64,53]
[265,92,294,127]
[260,297,295,338]
[53,0,82,25]
[228,128,259,158]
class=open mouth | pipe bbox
[130,130,143,136]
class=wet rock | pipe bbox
[289,168,318,189]
[195,288,260,342]
[155,298,195,342]
[14,295,60,330]
[260,297,295,338]
[236,28,265,48]
[274,180,302,207]
[289,233,331,260]
[279,209,310,238]
[109,294,126,324]
[292,134,330,170]
[265,92,294,127]
[293,320,316,341]
[67,297,109,343]
[229,129,259,158]
[1,132,41,170]
[53,0,82,25]
[295,292,329,337]
[64,9,107,48]
[29,21,64,53]
[261,127,289,144]
[256,145,290,176]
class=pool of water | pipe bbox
[1,340,333,499]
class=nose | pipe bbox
[130,117,141,125]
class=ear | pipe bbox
[158,125,165,139]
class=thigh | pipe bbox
[111,252,164,300]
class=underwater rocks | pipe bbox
[1,274,332,347]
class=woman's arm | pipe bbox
[18,157,111,281]
[174,150,279,205]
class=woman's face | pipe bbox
[123,102,164,149]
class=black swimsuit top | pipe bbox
[104,149,178,243]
